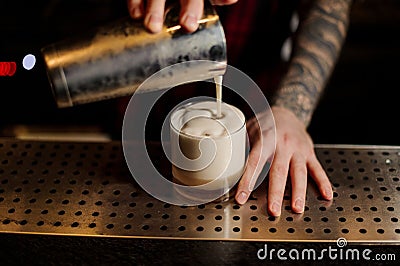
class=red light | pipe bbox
[0,62,17,76]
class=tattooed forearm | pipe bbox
[272,0,353,126]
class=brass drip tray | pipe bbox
[0,138,399,243]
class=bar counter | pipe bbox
[0,137,399,264]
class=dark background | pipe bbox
[308,0,400,146]
[0,1,400,264]
[0,0,399,145]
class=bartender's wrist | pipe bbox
[271,86,316,127]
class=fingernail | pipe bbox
[271,201,281,216]
[294,198,304,212]
[147,14,163,32]
[325,187,333,200]
[236,191,248,204]
[183,14,198,32]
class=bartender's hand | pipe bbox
[127,0,238,33]
[235,106,333,216]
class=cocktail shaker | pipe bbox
[41,0,226,108]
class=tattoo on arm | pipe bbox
[272,0,353,126]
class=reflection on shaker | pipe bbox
[41,1,226,108]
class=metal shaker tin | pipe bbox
[41,1,227,108]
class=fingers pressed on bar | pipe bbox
[235,142,262,204]
[289,153,307,213]
[307,156,333,200]
[267,150,290,216]
[235,126,275,205]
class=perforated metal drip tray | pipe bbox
[0,138,399,243]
